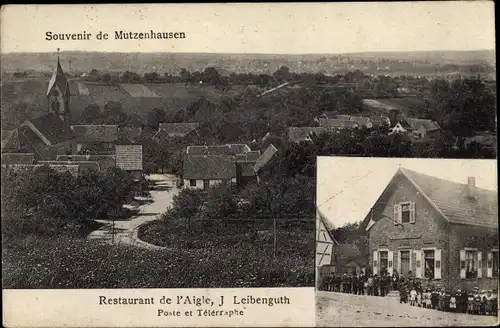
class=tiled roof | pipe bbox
[404,118,441,131]
[39,160,100,173]
[236,151,261,162]
[253,144,278,173]
[227,144,250,155]
[1,153,36,165]
[348,116,372,126]
[17,126,57,160]
[183,155,236,180]
[57,154,116,171]
[1,130,20,149]
[336,114,353,120]
[401,168,498,229]
[288,127,326,143]
[7,164,80,176]
[317,118,359,129]
[24,113,75,145]
[115,145,143,171]
[237,162,257,177]
[71,125,119,143]
[370,116,390,127]
[158,122,199,137]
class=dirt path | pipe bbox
[87,174,179,248]
[317,291,498,327]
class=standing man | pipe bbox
[352,273,359,295]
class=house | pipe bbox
[370,115,391,128]
[1,153,36,166]
[38,160,100,174]
[227,143,251,155]
[70,125,118,152]
[316,208,339,288]
[18,113,76,160]
[253,144,278,182]
[235,151,261,162]
[7,164,80,176]
[360,167,498,291]
[234,150,261,186]
[317,118,359,130]
[57,154,116,172]
[1,130,20,152]
[182,155,236,189]
[390,119,441,139]
[288,127,326,143]
[115,145,143,179]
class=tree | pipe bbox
[179,68,192,84]
[273,66,291,83]
[202,67,222,85]
[147,108,167,129]
[83,104,101,123]
[102,73,111,83]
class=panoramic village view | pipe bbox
[1,48,497,290]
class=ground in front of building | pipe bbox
[316,291,498,327]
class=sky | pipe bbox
[1,2,496,54]
[316,157,498,229]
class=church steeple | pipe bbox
[47,48,70,122]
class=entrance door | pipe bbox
[400,250,410,275]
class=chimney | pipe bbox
[467,177,476,199]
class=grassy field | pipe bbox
[2,231,314,288]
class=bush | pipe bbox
[2,236,314,288]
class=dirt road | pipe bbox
[88,174,179,248]
[317,291,498,327]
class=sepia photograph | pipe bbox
[316,157,498,327]
[0,1,497,327]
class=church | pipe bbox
[1,52,143,177]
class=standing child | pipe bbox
[417,291,422,307]
[410,288,417,306]
[449,292,457,313]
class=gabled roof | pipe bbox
[158,122,199,137]
[47,58,69,96]
[404,118,441,131]
[370,116,390,127]
[336,114,353,120]
[226,144,250,155]
[288,127,326,143]
[317,207,340,245]
[115,145,143,171]
[23,113,75,145]
[183,155,236,180]
[362,167,498,230]
[317,118,359,129]
[71,125,118,143]
[7,164,80,176]
[253,144,278,173]
[1,130,20,149]
[1,153,35,165]
[236,151,261,162]
[348,116,372,126]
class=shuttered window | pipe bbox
[394,201,415,224]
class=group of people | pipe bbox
[320,270,393,297]
[402,285,498,316]
[320,269,498,316]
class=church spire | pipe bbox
[47,49,70,122]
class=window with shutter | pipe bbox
[388,251,394,276]
[414,250,422,278]
[487,252,493,278]
[477,252,482,278]
[409,201,416,223]
[434,249,442,280]
[393,205,398,225]
[460,250,466,279]
[373,251,378,275]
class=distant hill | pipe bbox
[1,50,495,76]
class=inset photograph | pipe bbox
[316,157,498,327]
